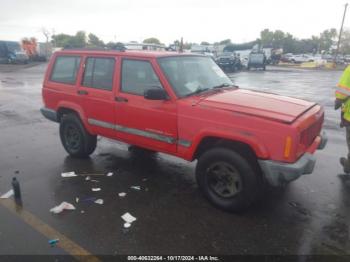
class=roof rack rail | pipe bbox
[63,45,126,52]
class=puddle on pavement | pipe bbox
[0,77,25,87]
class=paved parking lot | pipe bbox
[0,63,349,258]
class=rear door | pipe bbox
[78,55,117,138]
[114,57,178,153]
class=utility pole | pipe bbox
[334,3,348,65]
[179,37,183,53]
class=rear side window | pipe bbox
[82,57,115,90]
[121,59,162,96]
[50,56,81,84]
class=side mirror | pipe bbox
[144,88,168,100]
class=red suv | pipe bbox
[41,49,327,211]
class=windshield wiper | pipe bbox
[184,83,237,98]
[212,83,234,89]
[184,87,210,97]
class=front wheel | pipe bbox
[195,148,260,212]
[59,114,97,158]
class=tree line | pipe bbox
[224,28,349,54]
[50,28,350,54]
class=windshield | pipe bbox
[158,56,233,98]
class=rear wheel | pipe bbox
[196,148,260,212]
[59,114,97,158]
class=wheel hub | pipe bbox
[207,162,242,198]
[64,125,81,150]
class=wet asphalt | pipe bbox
[0,63,349,256]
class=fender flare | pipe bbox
[55,102,95,134]
[186,129,270,161]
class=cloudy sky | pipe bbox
[0,0,349,44]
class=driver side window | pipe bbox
[121,59,163,96]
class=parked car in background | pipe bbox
[345,55,350,63]
[0,40,29,64]
[280,53,293,63]
[215,52,242,72]
[321,54,345,64]
[289,54,314,64]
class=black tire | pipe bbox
[59,114,97,158]
[195,148,260,212]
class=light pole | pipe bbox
[334,3,348,65]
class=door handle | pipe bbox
[115,97,128,102]
[77,90,88,95]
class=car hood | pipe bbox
[196,89,316,123]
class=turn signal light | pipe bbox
[284,136,292,158]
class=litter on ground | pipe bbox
[79,173,105,176]
[50,202,76,214]
[130,186,141,191]
[81,197,96,202]
[118,192,127,198]
[61,171,77,178]
[92,188,101,192]
[90,179,99,183]
[94,199,104,205]
[85,176,91,181]
[124,222,131,228]
[0,189,14,199]
[107,172,114,177]
[48,239,59,247]
[75,197,79,203]
[121,212,137,224]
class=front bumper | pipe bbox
[259,132,327,186]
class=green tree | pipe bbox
[51,33,71,47]
[219,39,231,45]
[260,29,274,46]
[340,29,350,54]
[52,31,87,48]
[272,30,285,48]
[71,31,86,48]
[319,28,337,52]
[143,37,161,44]
[88,33,104,47]
[224,41,257,52]
[106,42,125,50]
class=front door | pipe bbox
[114,58,177,153]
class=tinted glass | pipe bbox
[82,57,115,90]
[50,56,81,84]
[158,56,233,97]
[121,60,162,96]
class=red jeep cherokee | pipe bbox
[41,50,327,211]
